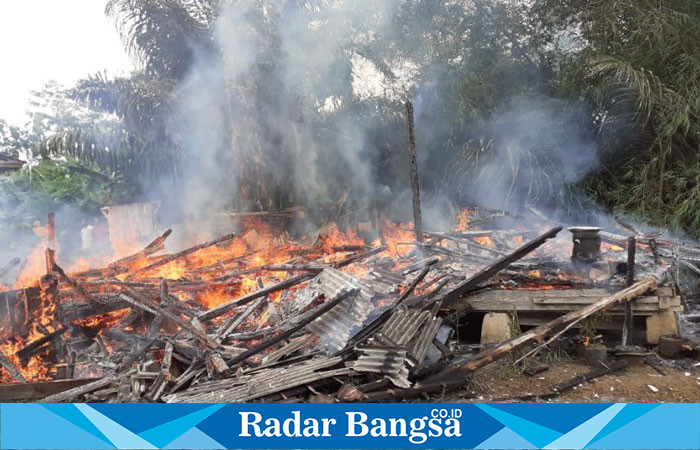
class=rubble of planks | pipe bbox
[0,206,690,403]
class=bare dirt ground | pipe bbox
[450,358,700,403]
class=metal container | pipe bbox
[568,227,602,262]
[581,343,608,367]
[613,345,649,366]
[658,334,682,359]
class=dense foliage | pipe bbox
[1,0,699,235]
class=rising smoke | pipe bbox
[162,0,407,235]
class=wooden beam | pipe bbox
[0,378,99,401]
[198,274,314,323]
[444,227,562,302]
[460,288,680,315]
[430,276,659,379]
[405,101,423,243]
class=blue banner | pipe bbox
[2,403,699,449]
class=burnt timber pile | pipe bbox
[0,207,694,403]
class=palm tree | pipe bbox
[542,0,700,233]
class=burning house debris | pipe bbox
[0,205,694,403]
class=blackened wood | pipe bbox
[53,263,101,304]
[215,297,265,341]
[118,338,159,372]
[626,237,637,287]
[356,378,392,393]
[45,212,56,274]
[198,274,314,322]
[149,342,173,401]
[168,364,205,396]
[432,337,454,360]
[0,378,99,401]
[111,229,173,268]
[133,232,235,274]
[41,371,134,403]
[0,350,26,383]
[553,359,628,393]
[495,359,628,402]
[60,299,130,322]
[397,267,430,306]
[363,376,470,402]
[333,246,386,269]
[443,226,563,301]
[16,327,67,360]
[649,238,659,263]
[120,289,219,349]
[405,101,423,243]
[45,249,56,277]
[159,280,171,306]
[226,289,357,367]
[622,236,636,345]
[118,293,157,315]
[206,351,230,378]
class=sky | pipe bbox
[0,0,133,126]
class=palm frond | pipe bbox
[106,0,213,79]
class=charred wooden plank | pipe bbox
[41,371,134,403]
[362,376,470,402]
[622,236,637,345]
[148,342,173,401]
[111,229,173,268]
[132,233,236,275]
[206,351,230,378]
[0,350,26,383]
[226,289,358,367]
[0,378,100,401]
[61,299,130,322]
[198,274,314,323]
[53,263,102,305]
[215,297,265,342]
[119,290,219,349]
[443,226,563,302]
[333,247,386,269]
[16,327,68,360]
[397,267,430,305]
[553,359,628,394]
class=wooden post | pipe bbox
[405,101,423,243]
[45,212,56,274]
[622,236,636,345]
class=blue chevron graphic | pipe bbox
[41,403,113,444]
[138,404,226,448]
[164,427,226,449]
[544,403,625,449]
[586,403,660,444]
[476,426,537,449]
[75,404,157,449]
[487,403,611,434]
[88,403,213,434]
[586,403,700,449]
[2,403,115,449]
[476,403,563,448]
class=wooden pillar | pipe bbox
[405,101,423,243]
